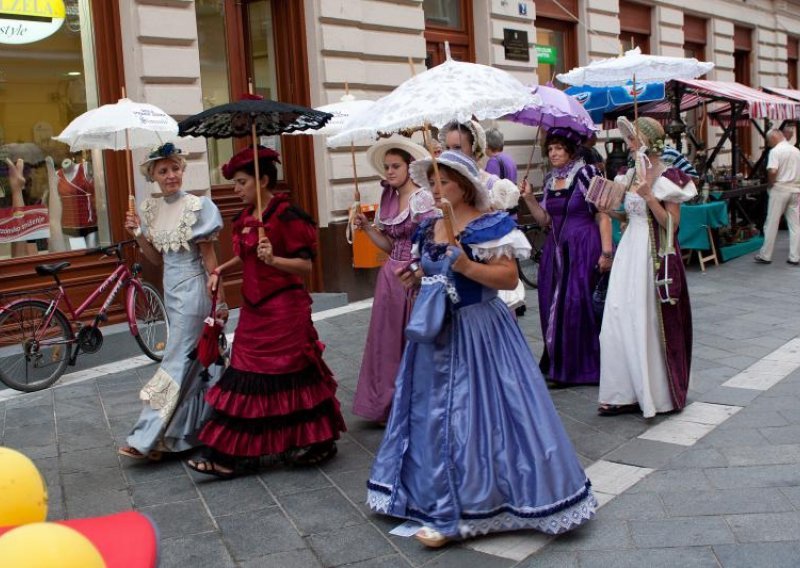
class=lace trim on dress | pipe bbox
[652,173,698,203]
[379,189,436,227]
[141,193,204,253]
[468,229,532,261]
[366,481,393,513]
[139,368,180,420]
[421,274,461,303]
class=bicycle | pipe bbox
[516,222,547,289]
[0,240,169,392]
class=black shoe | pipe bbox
[515,305,527,317]
[754,256,772,264]
[788,260,799,266]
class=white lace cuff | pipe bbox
[468,229,531,260]
[489,179,521,211]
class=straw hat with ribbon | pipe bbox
[365,135,428,177]
[617,116,666,155]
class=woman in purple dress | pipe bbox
[352,136,434,423]
[522,128,612,386]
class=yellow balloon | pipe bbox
[0,523,106,567]
[0,447,48,525]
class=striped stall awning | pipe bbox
[677,79,800,121]
[762,87,800,104]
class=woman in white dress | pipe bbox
[598,118,696,418]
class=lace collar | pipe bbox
[141,192,203,253]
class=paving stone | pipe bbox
[603,438,688,469]
[121,459,187,485]
[308,522,395,567]
[547,520,632,551]
[627,469,713,493]
[62,467,126,492]
[422,546,516,567]
[661,488,794,517]
[64,488,131,518]
[720,444,800,466]
[692,426,770,448]
[695,386,762,407]
[705,464,800,489]
[158,532,235,568]
[217,508,306,561]
[239,549,323,568]
[779,486,800,509]
[594,491,667,520]
[327,467,371,512]
[517,548,579,568]
[725,512,800,543]
[630,517,736,547]
[130,475,198,508]
[279,486,365,536]
[58,445,119,474]
[557,415,626,460]
[758,424,800,445]
[140,499,215,540]
[260,464,332,497]
[576,546,721,568]
[341,554,413,568]
[723,408,790,429]
[3,422,55,448]
[662,447,729,469]
[196,474,275,518]
[319,438,376,475]
[4,404,55,427]
[712,541,800,568]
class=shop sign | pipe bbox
[536,45,558,65]
[0,206,50,242]
[0,0,66,45]
[503,29,530,62]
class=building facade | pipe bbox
[2,0,799,306]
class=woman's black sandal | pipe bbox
[598,403,641,416]
[187,458,238,479]
[291,442,338,467]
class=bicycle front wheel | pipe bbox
[131,281,169,362]
[0,300,72,392]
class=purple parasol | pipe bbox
[507,83,597,137]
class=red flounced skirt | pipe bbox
[198,287,346,457]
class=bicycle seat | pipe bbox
[35,262,71,276]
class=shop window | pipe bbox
[423,0,473,68]
[0,1,107,261]
[535,17,577,88]
[734,26,752,175]
[788,36,798,89]
[619,1,651,54]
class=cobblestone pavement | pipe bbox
[1,237,799,567]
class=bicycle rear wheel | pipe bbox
[132,281,169,362]
[0,300,72,392]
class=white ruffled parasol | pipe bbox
[556,47,714,88]
[328,46,540,148]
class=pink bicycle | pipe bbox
[0,240,169,392]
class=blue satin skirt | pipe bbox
[367,297,597,538]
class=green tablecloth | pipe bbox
[612,201,729,250]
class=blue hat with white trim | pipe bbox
[409,150,490,211]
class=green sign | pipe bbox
[536,45,558,65]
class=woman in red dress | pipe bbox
[188,147,346,478]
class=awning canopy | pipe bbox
[762,86,800,104]
[675,79,800,121]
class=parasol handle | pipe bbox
[247,78,265,238]
[421,124,456,244]
[522,124,542,182]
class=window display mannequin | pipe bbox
[44,157,66,253]
[56,157,98,249]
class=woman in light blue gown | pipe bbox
[118,143,224,460]
[367,150,597,548]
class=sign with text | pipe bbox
[503,29,530,62]
[536,45,558,65]
[0,0,65,45]
[0,206,50,242]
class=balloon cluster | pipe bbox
[0,447,105,567]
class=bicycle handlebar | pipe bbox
[89,239,137,259]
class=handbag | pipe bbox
[405,256,460,343]
[653,213,682,305]
[192,290,225,368]
[592,270,610,321]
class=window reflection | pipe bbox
[0,3,104,260]
[423,0,463,29]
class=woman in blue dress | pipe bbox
[118,143,224,461]
[367,150,596,548]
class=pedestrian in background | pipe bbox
[367,150,596,548]
[189,146,346,478]
[352,136,434,424]
[521,127,611,387]
[484,127,518,183]
[755,128,800,265]
[119,143,224,462]
[598,117,695,418]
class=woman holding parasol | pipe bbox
[367,150,596,547]
[189,147,346,478]
[351,135,435,424]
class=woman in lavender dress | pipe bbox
[352,136,434,423]
[522,128,611,386]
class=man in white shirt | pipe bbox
[755,129,800,265]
